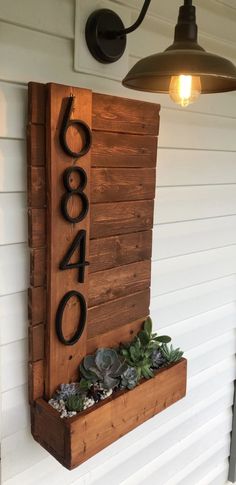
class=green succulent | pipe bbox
[65,394,85,412]
[80,348,127,390]
[119,317,172,380]
[121,366,139,390]
[160,343,184,363]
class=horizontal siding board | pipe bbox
[0,0,74,38]
[153,216,236,260]
[0,291,27,345]
[0,193,27,245]
[0,139,26,192]
[0,244,29,296]
[151,246,236,297]
[155,185,236,224]
[158,108,236,151]
[151,275,236,328]
[157,148,236,186]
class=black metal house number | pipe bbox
[55,96,92,346]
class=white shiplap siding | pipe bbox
[1,1,236,484]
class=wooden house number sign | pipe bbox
[28,82,187,469]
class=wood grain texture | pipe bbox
[28,208,46,248]
[89,231,152,273]
[87,289,150,339]
[31,359,187,469]
[28,83,46,405]
[28,82,46,124]
[87,318,145,354]
[28,287,46,326]
[92,93,160,135]
[30,248,46,287]
[88,260,151,307]
[45,83,92,398]
[27,166,46,208]
[91,168,156,203]
[28,324,45,361]
[29,360,44,403]
[90,200,154,239]
[92,131,157,168]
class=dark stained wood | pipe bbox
[91,168,156,203]
[88,260,151,307]
[89,231,152,273]
[29,324,45,361]
[93,93,160,135]
[28,166,46,208]
[27,124,45,167]
[28,208,46,248]
[28,83,46,406]
[30,248,46,287]
[92,131,157,168]
[28,287,46,326]
[88,289,150,339]
[87,318,145,354]
[32,359,187,469]
[90,200,154,239]
[29,360,44,403]
[45,83,92,398]
[28,82,46,124]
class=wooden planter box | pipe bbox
[31,358,187,469]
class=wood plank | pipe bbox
[89,231,152,273]
[92,93,160,135]
[87,289,150,339]
[30,248,46,287]
[27,124,45,167]
[32,359,186,469]
[88,260,151,307]
[92,131,157,168]
[45,83,92,398]
[70,359,187,468]
[87,319,145,354]
[27,166,46,208]
[91,168,156,203]
[28,82,46,124]
[28,287,46,326]
[28,324,45,361]
[28,208,46,248]
[90,200,154,239]
[28,360,44,403]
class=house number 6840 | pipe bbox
[55,96,91,346]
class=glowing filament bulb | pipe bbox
[169,75,202,107]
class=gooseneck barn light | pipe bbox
[85,0,236,107]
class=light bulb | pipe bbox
[169,75,202,107]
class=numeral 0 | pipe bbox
[56,290,87,346]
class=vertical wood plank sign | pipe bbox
[28,82,187,469]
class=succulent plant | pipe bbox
[80,348,128,390]
[160,343,184,363]
[121,366,139,390]
[54,382,81,401]
[119,317,172,380]
[65,394,85,412]
[151,348,166,368]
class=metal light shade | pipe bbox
[122,47,236,94]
